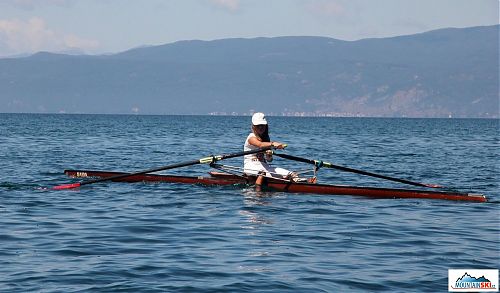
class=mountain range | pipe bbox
[0,25,498,117]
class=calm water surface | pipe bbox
[0,114,498,292]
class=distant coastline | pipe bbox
[1,112,498,119]
[1,25,498,118]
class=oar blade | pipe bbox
[423,183,443,188]
[52,182,81,190]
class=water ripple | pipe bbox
[0,114,498,292]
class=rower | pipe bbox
[243,112,290,187]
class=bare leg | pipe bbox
[255,175,264,191]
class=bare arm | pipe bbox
[248,136,286,149]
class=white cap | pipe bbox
[251,112,267,125]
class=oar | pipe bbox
[52,146,273,190]
[274,153,443,188]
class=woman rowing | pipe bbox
[243,112,292,187]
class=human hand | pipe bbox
[271,142,286,149]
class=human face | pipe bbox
[253,124,267,135]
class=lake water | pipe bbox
[0,114,498,292]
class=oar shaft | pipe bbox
[274,153,440,188]
[82,146,273,185]
[79,158,202,186]
[324,164,432,188]
[54,146,273,190]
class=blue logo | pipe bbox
[452,273,496,290]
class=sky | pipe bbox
[0,0,498,57]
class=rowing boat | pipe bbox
[64,169,487,202]
[55,147,486,202]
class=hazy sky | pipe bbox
[0,0,498,57]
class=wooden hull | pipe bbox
[64,170,486,202]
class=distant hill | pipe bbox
[0,25,498,117]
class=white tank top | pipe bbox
[244,133,264,165]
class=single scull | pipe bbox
[63,169,486,202]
